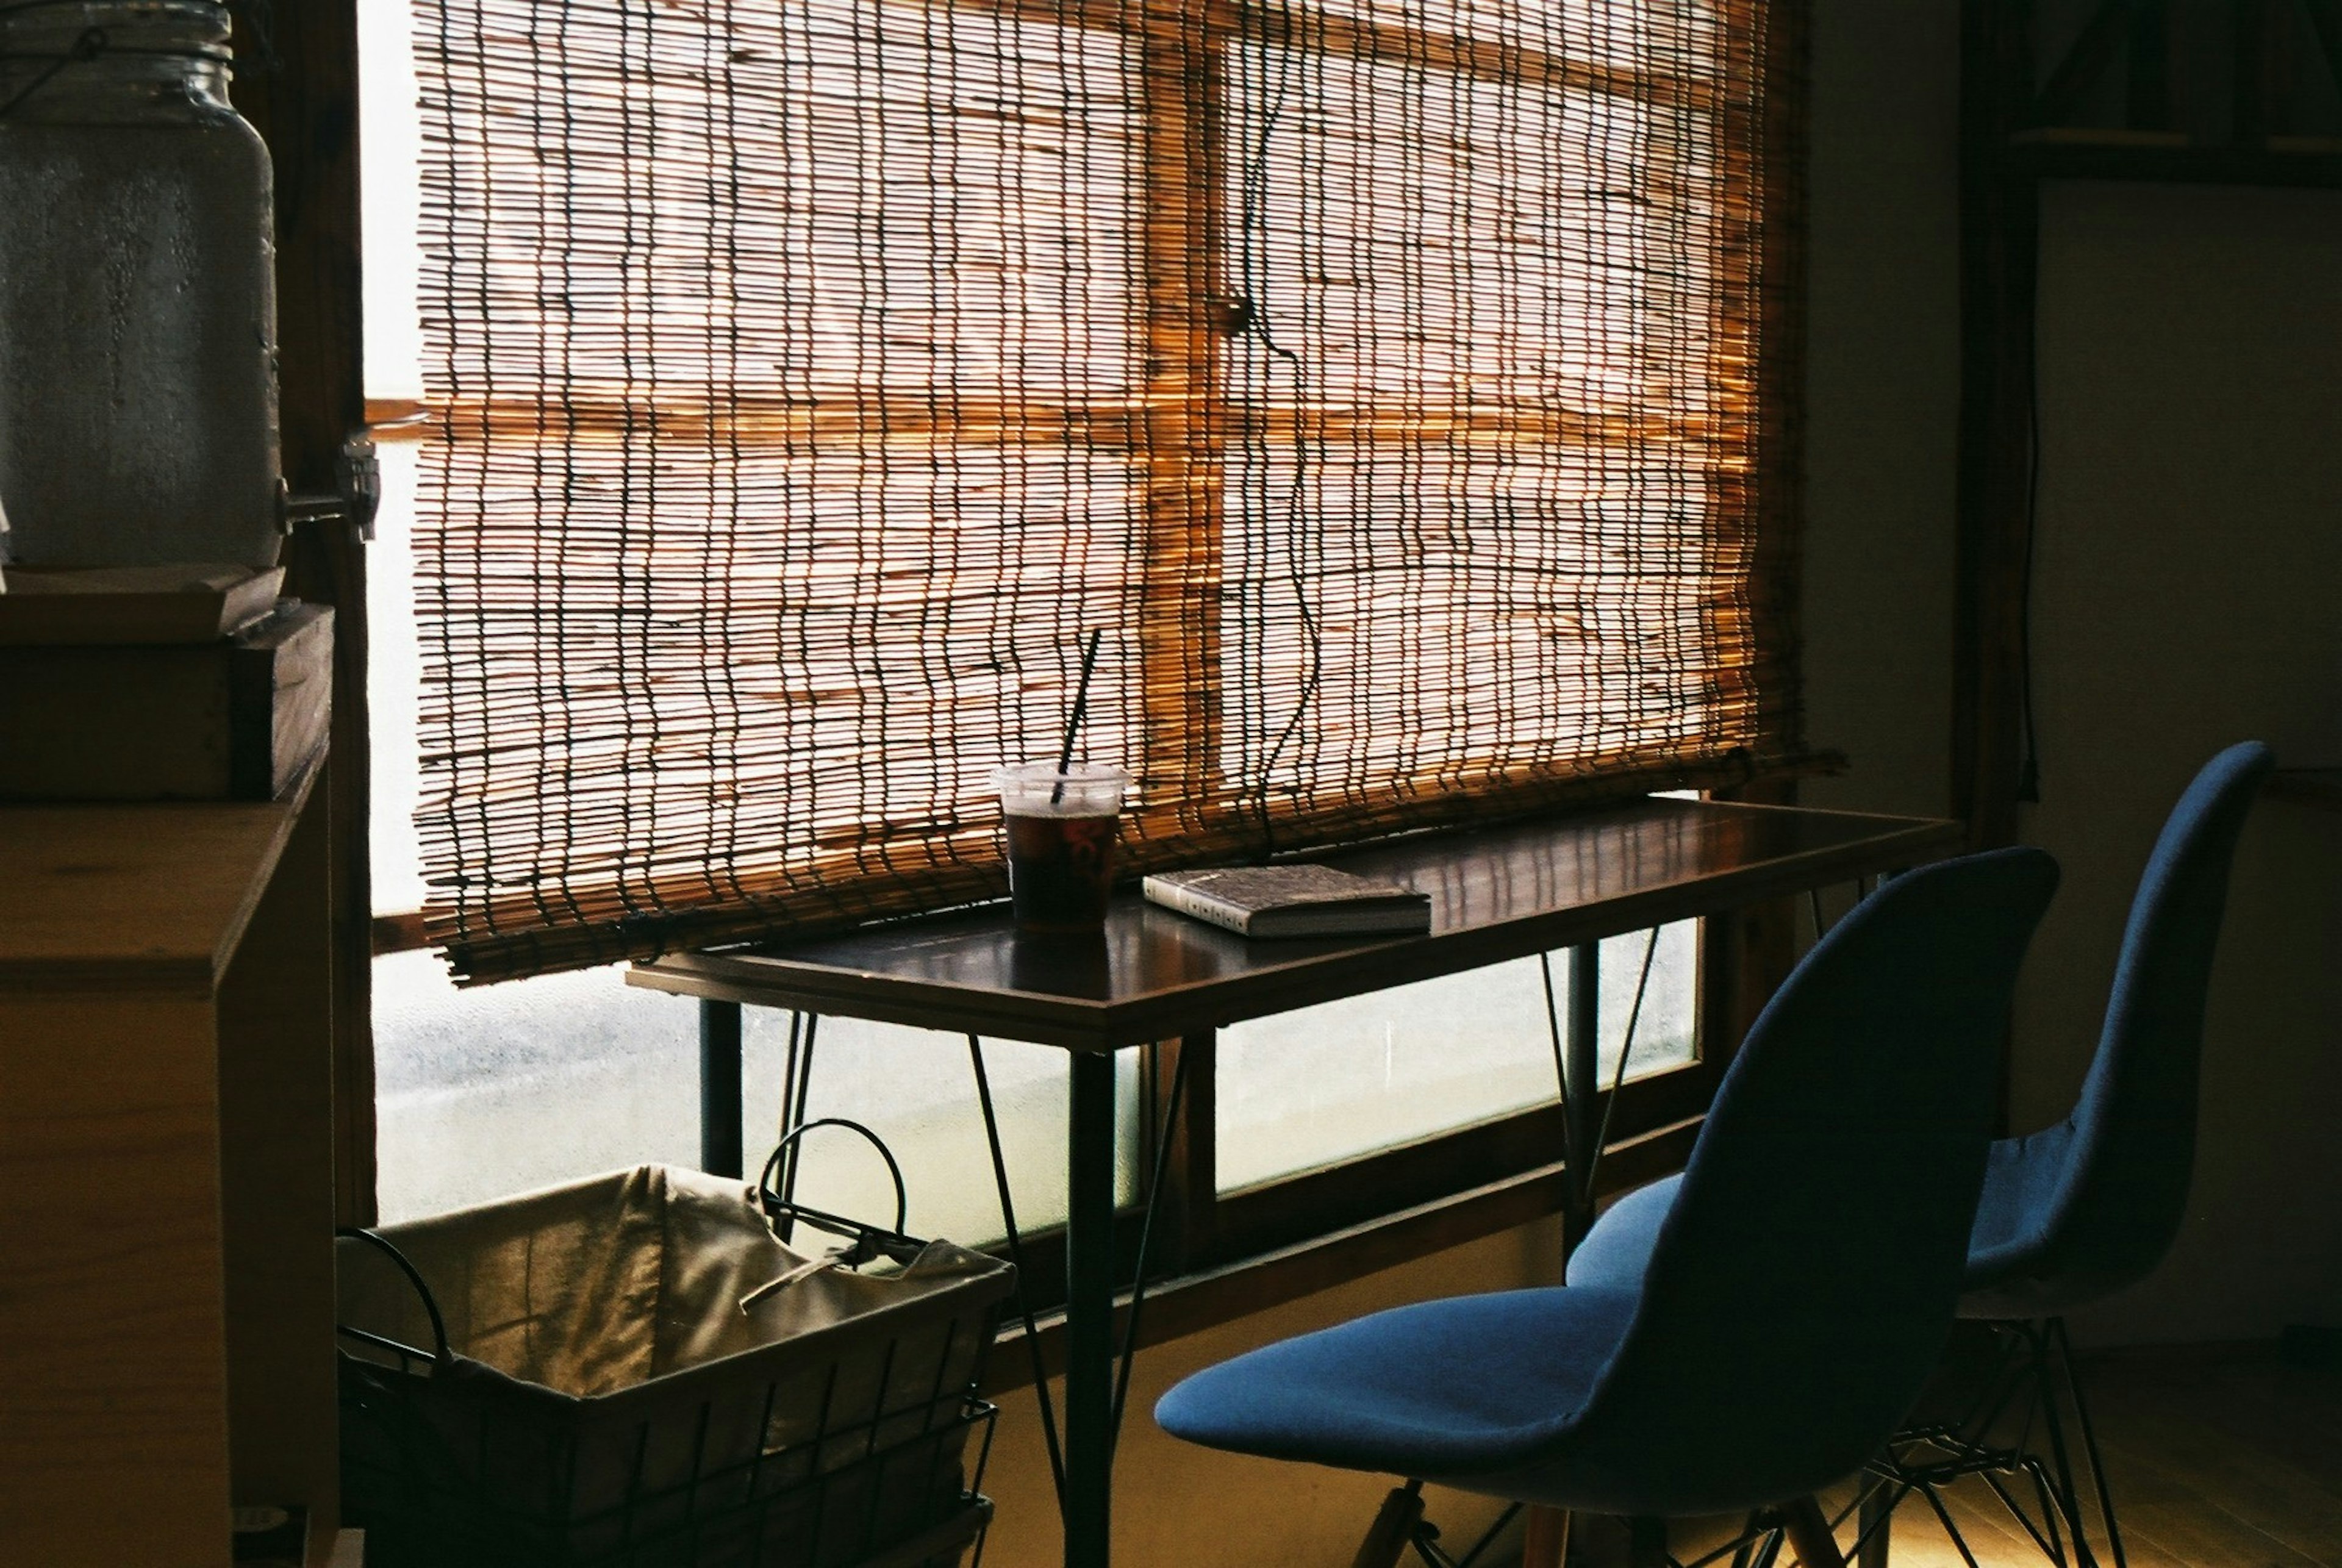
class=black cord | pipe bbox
[0,24,101,120]
[2016,303,2044,804]
[774,1012,819,1241]
[1235,0,1321,855]
[228,0,278,73]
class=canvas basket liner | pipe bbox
[335,1165,1013,1565]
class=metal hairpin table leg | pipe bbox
[699,998,744,1178]
[1063,1049,1119,1568]
[1560,941,1600,1253]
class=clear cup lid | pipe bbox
[990,761,1130,790]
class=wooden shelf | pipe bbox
[0,759,338,1567]
[2011,135,2342,188]
[0,771,317,997]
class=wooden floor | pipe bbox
[1579,1350,2342,1567]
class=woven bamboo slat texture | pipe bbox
[412,0,1809,983]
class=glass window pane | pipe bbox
[1594,917,1700,1087]
[374,951,697,1222]
[373,444,1137,1239]
[361,2,1135,1242]
[376,950,1141,1240]
[1216,919,1697,1192]
[743,1014,1142,1247]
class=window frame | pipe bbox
[403,0,1807,983]
[284,0,1809,1330]
[231,0,377,1225]
[367,871,1760,1328]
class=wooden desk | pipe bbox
[631,796,1962,1568]
[0,764,338,1568]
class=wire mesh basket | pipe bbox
[336,1162,1014,1568]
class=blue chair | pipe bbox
[1156,848,2060,1568]
[1569,742,2273,1566]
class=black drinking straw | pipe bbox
[1050,629,1106,806]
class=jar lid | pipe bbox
[0,1,231,59]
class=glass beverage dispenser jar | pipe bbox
[0,1,281,570]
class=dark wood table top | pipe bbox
[628,797,1964,1052]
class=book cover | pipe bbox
[1142,863,1431,939]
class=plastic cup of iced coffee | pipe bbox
[993,762,1130,932]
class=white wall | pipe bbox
[1796,4,2342,1345]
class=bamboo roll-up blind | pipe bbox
[412,0,1810,984]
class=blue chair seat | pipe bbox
[1156,1286,1639,1483]
[1157,1273,1955,1517]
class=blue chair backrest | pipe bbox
[1558,847,2060,1511]
[2032,740,2272,1300]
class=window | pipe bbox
[354,0,1804,1277]
[403,0,1804,982]
[1217,922,1697,1193]
[363,2,1147,1231]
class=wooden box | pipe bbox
[0,564,287,646]
[0,602,334,801]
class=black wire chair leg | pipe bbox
[1408,1527,1458,1568]
[1828,1467,1916,1566]
[2024,1322,2103,1568]
[1964,1322,2044,1470]
[1450,1502,1522,1568]
[2051,1317,2130,1568]
[2021,1454,2073,1567]
[1977,1463,2066,1565]
[1894,1320,2036,1489]
[1916,1483,1987,1568]
[1352,1482,1426,1568]
[1868,1323,2046,1564]
[1363,1485,1519,1568]
[1924,1320,2039,1481]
